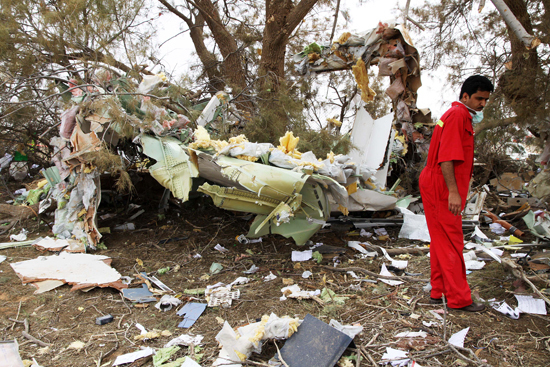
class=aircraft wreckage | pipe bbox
[42,21,430,247]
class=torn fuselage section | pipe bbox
[137,138,330,245]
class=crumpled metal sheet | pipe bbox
[138,134,199,201]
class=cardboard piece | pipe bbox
[10,253,126,291]
[32,237,85,253]
[177,303,207,328]
[280,314,353,367]
[490,172,524,192]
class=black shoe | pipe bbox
[448,303,485,312]
[429,297,443,304]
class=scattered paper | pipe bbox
[490,248,504,256]
[465,260,486,270]
[422,321,438,327]
[463,250,477,261]
[302,271,312,278]
[448,327,469,348]
[164,334,204,348]
[374,228,388,237]
[264,272,277,282]
[329,319,363,338]
[291,250,312,261]
[214,244,229,253]
[10,229,28,242]
[244,264,259,274]
[515,295,547,315]
[489,299,520,319]
[379,246,408,269]
[347,271,359,279]
[490,223,505,235]
[347,241,378,258]
[472,226,490,241]
[395,331,427,338]
[113,347,154,366]
[360,229,372,237]
[429,310,443,321]
[0,255,6,264]
[229,277,249,286]
[397,208,431,242]
[378,264,403,286]
[511,253,528,258]
[280,284,320,301]
[0,340,24,367]
[380,347,408,365]
[155,295,182,312]
[210,262,223,274]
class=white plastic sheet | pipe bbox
[398,208,430,242]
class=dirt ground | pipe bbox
[1,177,549,367]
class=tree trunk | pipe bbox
[157,0,225,94]
[490,0,540,49]
[498,0,541,121]
[194,0,247,92]
[259,0,319,83]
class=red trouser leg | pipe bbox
[420,169,472,308]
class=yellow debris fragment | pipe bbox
[326,151,335,163]
[346,182,358,195]
[352,58,376,102]
[278,131,300,154]
[235,155,258,162]
[326,118,342,127]
[134,331,161,340]
[338,205,349,216]
[235,350,247,362]
[335,32,352,44]
[36,179,48,189]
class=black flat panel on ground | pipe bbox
[279,314,353,367]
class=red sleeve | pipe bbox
[437,111,465,164]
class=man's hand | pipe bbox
[448,191,462,215]
[440,161,462,216]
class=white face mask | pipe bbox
[470,110,484,124]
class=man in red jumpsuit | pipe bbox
[419,75,493,312]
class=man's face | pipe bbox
[461,90,490,111]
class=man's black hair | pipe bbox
[459,75,494,99]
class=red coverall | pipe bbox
[419,102,474,308]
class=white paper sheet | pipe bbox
[379,264,404,286]
[490,223,505,235]
[379,246,408,269]
[465,260,486,270]
[113,347,154,366]
[263,272,277,282]
[181,358,202,367]
[448,327,469,348]
[489,300,520,319]
[291,250,312,261]
[397,208,431,242]
[511,253,528,258]
[490,248,504,256]
[473,226,490,240]
[214,244,229,253]
[515,295,547,315]
[395,331,427,338]
[381,347,409,366]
